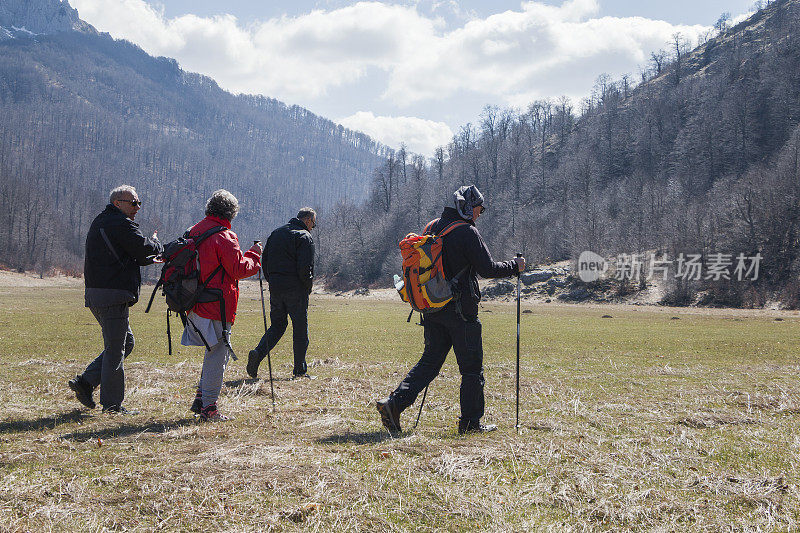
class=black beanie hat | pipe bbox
[453,185,484,220]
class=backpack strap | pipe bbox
[184,312,212,351]
[423,219,439,235]
[423,218,466,238]
[451,265,469,282]
[99,228,126,268]
[199,264,224,288]
[166,310,172,355]
[418,221,469,278]
[144,278,163,313]
[436,220,468,238]
[189,225,227,287]
[191,225,227,247]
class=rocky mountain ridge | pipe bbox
[0,0,95,39]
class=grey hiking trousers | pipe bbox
[181,313,231,408]
[198,340,230,408]
[82,303,134,409]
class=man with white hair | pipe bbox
[69,185,162,414]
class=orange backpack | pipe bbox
[397,219,468,314]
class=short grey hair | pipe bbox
[109,185,137,204]
[205,189,239,221]
[297,207,316,221]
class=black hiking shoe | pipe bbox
[458,419,498,435]
[102,405,139,415]
[68,375,96,409]
[376,397,402,434]
[246,349,261,379]
[190,390,202,414]
[292,373,313,380]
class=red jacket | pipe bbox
[188,215,260,324]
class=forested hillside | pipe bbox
[321,0,800,306]
[0,0,387,273]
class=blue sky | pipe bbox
[153,1,753,27]
[69,0,757,155]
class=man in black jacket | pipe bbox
[69,185,163,413]
[377,185,525,434]
[248,207,316,379]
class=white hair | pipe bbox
[205,189,240,221]
[297,207,316,221]
[109,185,137,204]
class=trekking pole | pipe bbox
[414,385,428,429]
[256,241,275,411]
[515,252,522,433]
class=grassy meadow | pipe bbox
[1,281,799,531]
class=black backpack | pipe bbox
[145,226,232,356]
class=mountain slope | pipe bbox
[322,0,800,305]
[0,0,387,270]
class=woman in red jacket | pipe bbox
[181,189,262,421]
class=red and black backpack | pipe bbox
[145,226,229,354]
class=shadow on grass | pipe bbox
[0,408,90,434]
[316,431,394,445]
[59,418,197,442]
[224,376,292,388]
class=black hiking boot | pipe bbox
[68,375,96,409]
[458,419,498,435]
[246,349,261,379]
[376,397,402,434]
[190,390,202,414]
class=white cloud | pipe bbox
[338,112,453,156]
[384,0,711,105]
[70,0,714,106]
[69,0,724,148]
[731,11,755,26]
[71,0,439,100]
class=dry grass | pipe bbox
[1,283,799,531]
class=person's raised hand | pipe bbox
[249,241,263,256]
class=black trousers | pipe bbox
[82,304,135,409]
[254,289,309,375]
[391,305,485,423]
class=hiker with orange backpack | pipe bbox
[377,185,525,435]
[181,190,262,421]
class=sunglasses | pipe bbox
[119,199,142,207]
[478,205,486,214]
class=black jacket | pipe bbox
[428,207,516,319]
[84,204,163,307]
[263,218,314,294]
